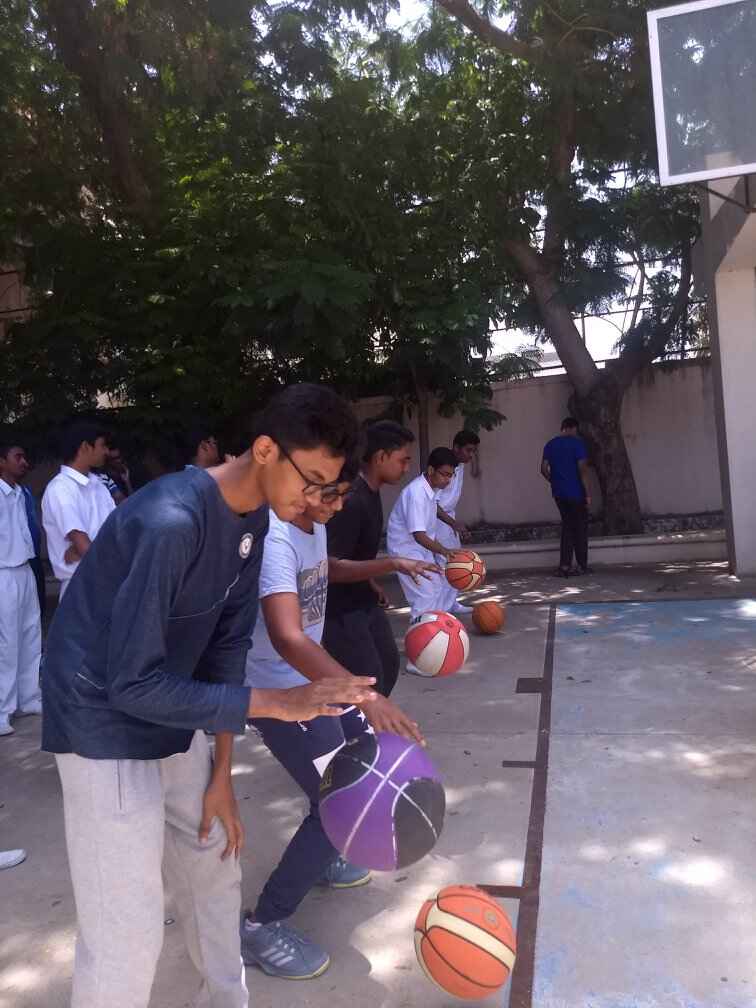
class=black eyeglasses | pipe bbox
[321,486,352,505]
[276,443,341,503]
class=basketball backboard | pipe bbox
[648,0,756,185]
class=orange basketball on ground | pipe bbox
[472,601,505,635]
[414,885,516,1000]
[404,611,470,677]
[445,550,486,592]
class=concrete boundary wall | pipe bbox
[355,359,722,529]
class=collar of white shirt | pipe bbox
[420,474,437,499]
[60,465,91,487]
[0,478,20,497]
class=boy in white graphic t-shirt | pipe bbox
[242,457,439,980]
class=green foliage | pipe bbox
[0,0,701,448]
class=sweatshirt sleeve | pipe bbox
[105,515,251,734]
[194,532,265,689]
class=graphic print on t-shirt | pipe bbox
[298,559,328,629]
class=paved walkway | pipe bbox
[1,562,754,1008]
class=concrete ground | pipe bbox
[1,561,754,1008]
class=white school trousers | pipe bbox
[55,731,248,1008]
[0,563,41,720]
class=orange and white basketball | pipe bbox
[445,550,486,592]
[415,885,516,1000]
[404,611,469,678]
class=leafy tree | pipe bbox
[1,2,535,451]
[401,0,702,532]
[1,0,703,538]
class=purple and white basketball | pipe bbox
[319,731,446,872]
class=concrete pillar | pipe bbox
[708,267,756,575]
[698,174,756,575]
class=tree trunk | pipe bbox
[411,367,432,465]
[416,385,431,467]
[42,0,155,223]
[504,238,645,535]
[569,370,643,536]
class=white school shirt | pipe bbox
[0,479,35,568]
[244,511,328,690]
[386,474,439,560]
[436,463,464,518]
[42,465,116,587]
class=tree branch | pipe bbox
[41,0,154,223]
[614,243,693,388]
[627,254,647,334]
[503,237,600,396]
[542,88,578,265]
[434,0,538,61]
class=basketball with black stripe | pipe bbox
[414,885,517,999]
[319,732,445,871]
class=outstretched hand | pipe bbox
[393,558,444,584]
[269,678,378,722]
[363,694,424,745]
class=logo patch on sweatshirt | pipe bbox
[239,533,254,559]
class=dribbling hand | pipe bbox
[393,558,443,584]
[252,678,378,722]
[363,695,424,745]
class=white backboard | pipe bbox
[648,0,756,185]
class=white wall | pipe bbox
[356,359,722,527]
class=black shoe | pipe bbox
[554,567,571,578]
[576,566,594,576]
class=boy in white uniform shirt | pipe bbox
[42,422,115,599]
[0,436,42,736]
[242,458,436,981]
[436,430,480,615]
[386,447,460,623]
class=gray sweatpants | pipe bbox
[56,731,248,1008]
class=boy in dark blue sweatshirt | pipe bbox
[41,384,375,1008]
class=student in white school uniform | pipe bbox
[436,429,480,615]
[42,422,116,600]
[0,435,42,736]
[386,447,460,634]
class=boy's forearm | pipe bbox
[328,556,397,583]
[413,531,449,556]
[269,632,349,683]
[436,506,455,528]
[211,731,235,779]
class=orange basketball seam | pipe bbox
[419,928,506,990]
[427,918,515,957]
[438,890,514,915]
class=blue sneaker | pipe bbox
[240,919,330,979]
[318,856,371,889]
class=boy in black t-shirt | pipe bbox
[324,421,437,696]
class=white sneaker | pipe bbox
[0,849,26,870]
[15,702,42,717]
[406,661,433,677]
[0,720,14,737]
[451,603,474,615]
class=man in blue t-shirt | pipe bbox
[541,417,592,577]
[41,384,378,1008]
